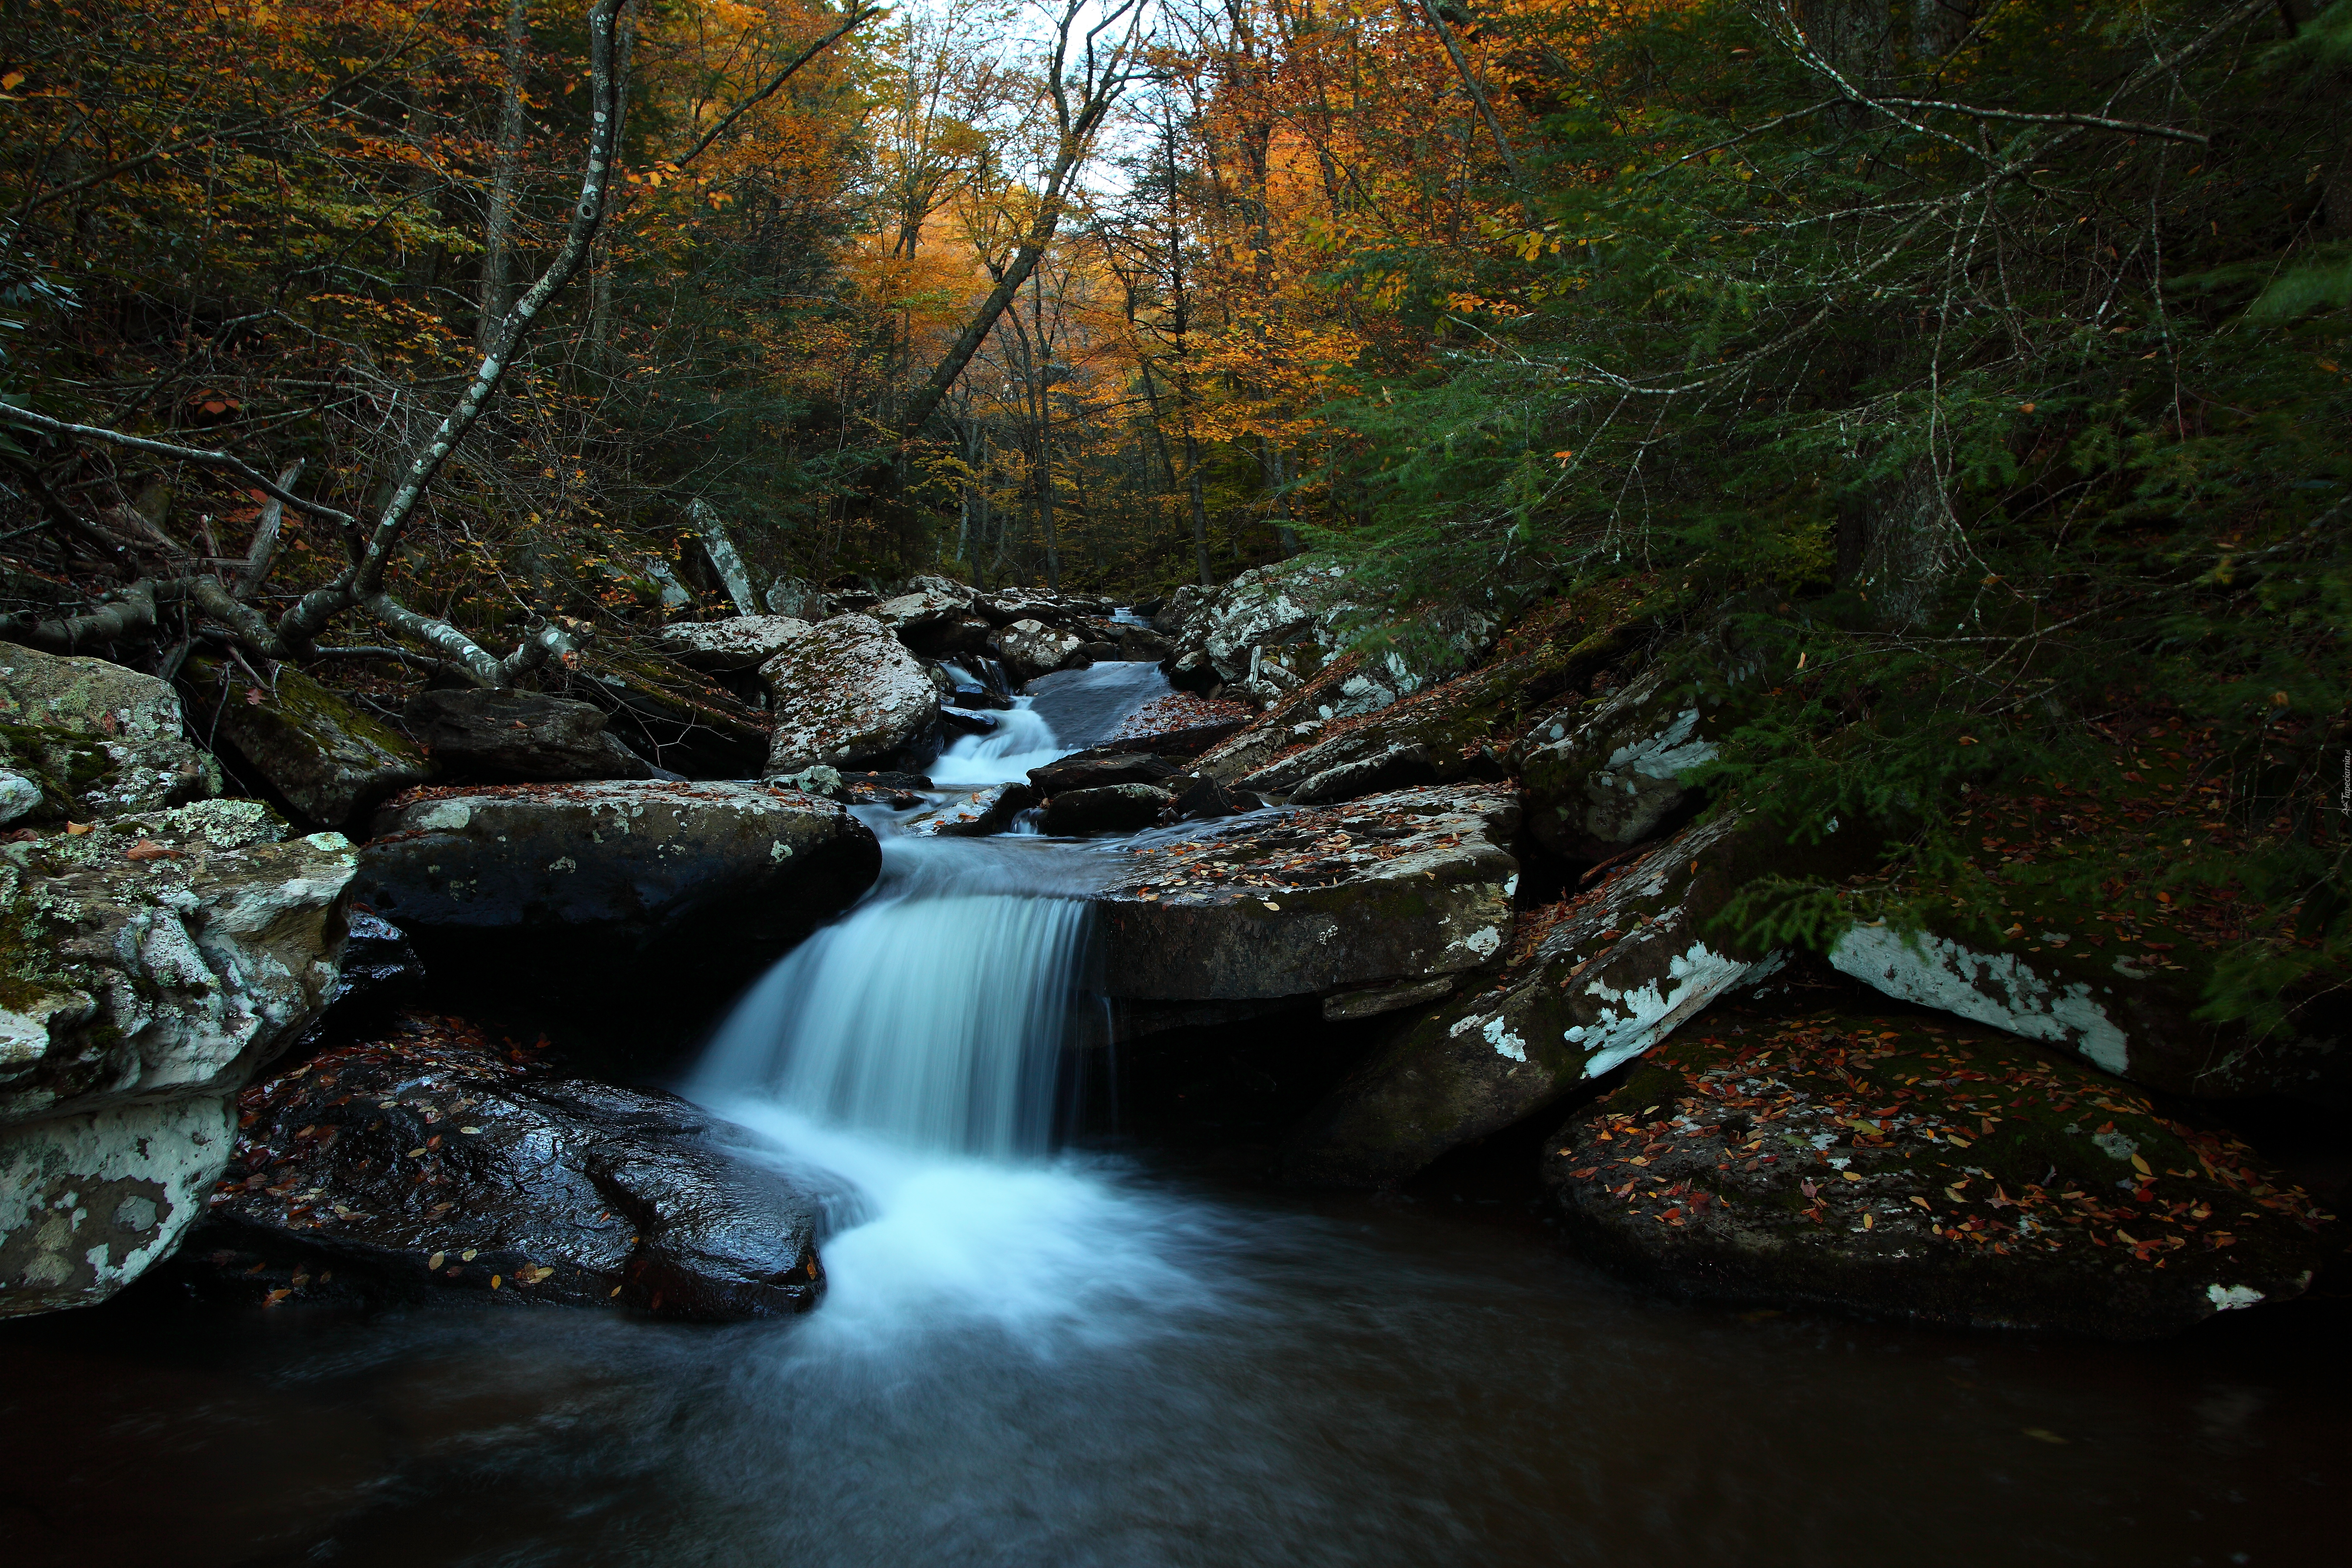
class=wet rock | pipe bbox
[0,803,356,1315]
[1283,810,1836,1187]
[0,646,219,819]
[1150,583,1206,638]
[193,1019,826,1319]
[761,614,940,774]
[1163,773,1260,822]
[939,708,998,737]
[1512,662,1723,858]
[1116,626,1173,662]
[352,780,879,963]
[1542,1006,2335,1340]
[1042,784,1173,836]
[658,614,813,672]
[991,619,1087,681]
[929,782,1040,838]
[183,658,434,831]
[1027,751,1182,794]
[1095,784,1519,1003]
[405,688,650,783]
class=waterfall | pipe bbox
[688,833,1099,1158]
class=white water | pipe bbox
[928,659,1169,787]
[686,655,1197,1351]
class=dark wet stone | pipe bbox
[1027,751,1182,794]
[189,1019,829,1320]
[1041,783,1172,836]
[404,689,648,783]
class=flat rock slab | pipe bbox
[193,1017,826,1319]
[1095,784,1519,1003]
[762,614,940,774]
[354,780,877,951]
[1543,1006,2336,1340]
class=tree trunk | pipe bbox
[478,0,533,353]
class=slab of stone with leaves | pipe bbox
[1543,1003,2335,1340]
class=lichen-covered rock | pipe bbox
[1042,783,1172,836]
[353,780,879,957]
[1200,625,1630,810]
[191,1017,827,1319]
[761,614,940,774]
[1283,810,1839,1187]
[1096,784,1519,1004]
[658,614,812,672]
[0,803,356,1315]
[1164,560,1359,689]
[1825,918,2351,1103]
[872,591,990,657]
[405,688,650,783]
[185,657,433,830]
[1542,1006,2335,1339]
[990,618,1087,681]
[0,646,218,818]
[1512,661,1723,858]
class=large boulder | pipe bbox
[1027,750,1182,794]
[1826,916,2352,1103]
[1543,1003,2335,1339]
[1164,560,1359,690]
[405,688,650,782]
[565,640,773,777]
[658,615,811,673]
[183,657,434,831]
[1511,660,1725,859]
[1042,783,1172,836]
[761,614,940,774]
[1095,784,1519,1007]
[0,646,219,820]
[1284,810,1823,1186]
[1202,637,1608,807]
[192,1018,827,1319]
[990,618,1087,681]
[352,780,879,962]
[0,802,356,1316]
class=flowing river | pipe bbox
[1,662,2342,1566]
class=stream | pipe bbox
[2,661,2343,1567]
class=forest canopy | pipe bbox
[1,0,2345,1026]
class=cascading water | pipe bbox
[688,834,1098,1158]
[683,655,1195,1345]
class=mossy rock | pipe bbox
[564,639,770,777]
[1543,1003,2336,1339]
[183,657,434,832]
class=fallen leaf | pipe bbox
[428,1252,445,1270]
[460,1248,478,1262]
[2022,1428,2068,1445]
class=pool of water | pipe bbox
[3,1152,2341,1568]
